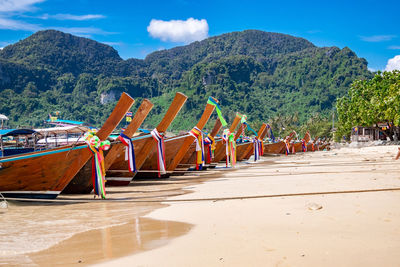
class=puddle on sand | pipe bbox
[27,217,192,266]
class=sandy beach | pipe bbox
[2,145,400,266]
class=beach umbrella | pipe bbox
[0,114,8,129]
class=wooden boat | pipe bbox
[263,131,296,155]
[135,97,218,178]
[62,98,155,193]
[0,93,134,199]
[212,114,242,163]
[319,142,330,151]
[307,136,318,151]
[100,92,188,186]
[263,141,286,154]
[239,123,268,161]
[177,118,223,170]
[217,120,250,163]
[290,131,311,153]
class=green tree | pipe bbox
[336,70,400,141]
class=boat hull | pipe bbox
[0,144,89,199]
[134,134,188,179]
[263,142,285,155]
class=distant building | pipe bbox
[350,123,390,142]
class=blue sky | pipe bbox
[0,0,399,71]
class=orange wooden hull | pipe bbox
[64,134,150,191]
[181,137,223,167]
[134,134,188,178]
[263,142,286,154]
[235,142,253,161]
[0,145,90,198]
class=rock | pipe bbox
[307,202,323,210]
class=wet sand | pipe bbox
[2,145,400,266]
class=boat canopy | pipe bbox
[0,114,8,120]
[34,125,90,135]
[0,129,37,136]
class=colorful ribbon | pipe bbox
[237,112,247,123]
[301,139,307,152]
[267,124,275,142]
[84,130,111,199]
[284,139,290,155]
[151,129,166,177]
[223,129,236,167]
[189,126,204,170]
[203,134,215,164]
[207,97,227,127]
[118,132,137,173]
[254,138,263,161]
[244,122,258,136]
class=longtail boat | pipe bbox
[307,136,318,151]
[318,138,330,151]
[178,118,223,170]
[62,98,154,193]
[239,123,268,161]
[288,131,311,154]
[212,114,242,163]
[263,131,296,155]
[0,93,134,199]
[135,97,218,178]
[104,92,188,185]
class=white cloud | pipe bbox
[388,45,400,50]
[0,0,45,12]
[0,17,40,31]
[39,13,105,21]
[101,41,122,46]
[360,35,396,42]
[52,27,115,36]
[147,18,208,43]
[368,67,376,72]
[385,55,400,71]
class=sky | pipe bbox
[0,0,399,71]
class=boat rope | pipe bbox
[5,187,400,204]
[0,192,8,210]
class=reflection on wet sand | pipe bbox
[0,161,250,267]
[28,217,192,266]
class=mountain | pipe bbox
[0,29,372,132]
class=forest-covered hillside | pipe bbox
[0,29,372,133]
